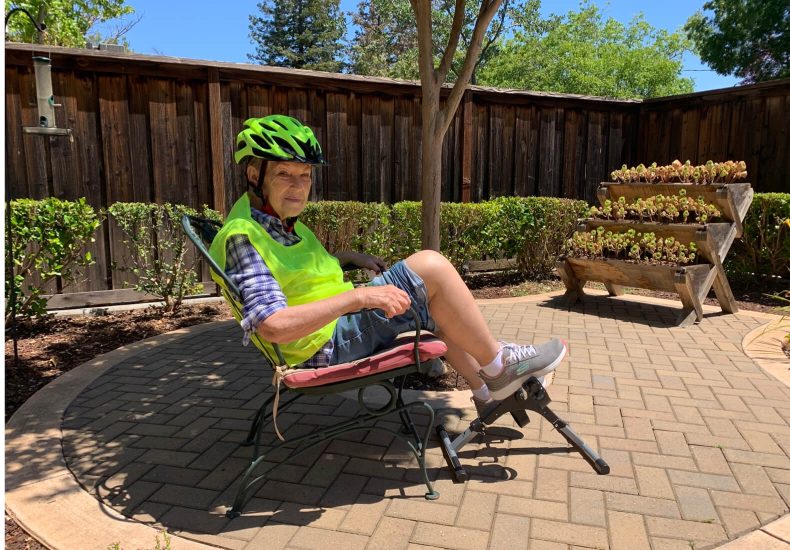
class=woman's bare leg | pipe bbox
[433,329,484,390]
[404,250,500,367]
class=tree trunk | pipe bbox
[420,86,443,251]
[421,127,444,251]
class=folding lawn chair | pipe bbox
[182,215,610,519]
[182,215,448,518]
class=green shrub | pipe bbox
[5,198,101,324]
[386,201,422,264]
[300,197,587,277]
[301,201,391,260]
[726,193,790,279]
[109,203,221,313]
[516,197,589,279]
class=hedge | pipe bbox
[7,193,788,320]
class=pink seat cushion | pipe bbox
[282,337,448,389]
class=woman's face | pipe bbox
[261,161,313,219]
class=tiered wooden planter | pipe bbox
[556,182,753,327]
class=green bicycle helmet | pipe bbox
[234,115,326,165]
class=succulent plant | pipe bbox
[609,160,748,185]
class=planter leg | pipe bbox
[557,260,585,306]
[604,283,624,297]
[696,234,739,314]
[674,269,704,327]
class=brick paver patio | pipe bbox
[7,291,790,549]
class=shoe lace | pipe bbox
[501,342,538,363]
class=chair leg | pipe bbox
[407,400,439,500]
[244,392,302,445]
[243,392,277,446]
[227,385,440,518]
[397,400,420,441]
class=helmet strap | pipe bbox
[247,159,267,201]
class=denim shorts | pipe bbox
[329,260,437,365]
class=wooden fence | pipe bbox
[5,43,790,302]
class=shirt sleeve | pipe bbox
[224,234,287,346]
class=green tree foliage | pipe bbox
[4,0,137,48]
[478,1,694,99]
[350,0,528,82]
[248,0,347,72]
[349,0,417,78]
[685,0,790,83]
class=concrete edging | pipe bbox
[5,321,233,550]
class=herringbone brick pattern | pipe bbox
[61,294,790,550]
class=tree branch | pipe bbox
[411,0,438,85]
[437,0,466,83]
[441,0,503,136]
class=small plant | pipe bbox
[106,529,171,550]
[610,160,747,185]
[109,202,221,314]
[588,193,721,224]
[768,290,790,346]
[566,226,698,265]
[6,198,102,324]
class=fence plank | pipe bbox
[513,105,539,196]
[473,102,488,201]
[308,89,327,200]
[98,75,133,203]
[679,107,700,163]
[5,67,28,199]
[149,79,179,204]
[64,72,110,292]
[585,110,606,202]
[379,95,394,203]
[246,84,271,118]
[127,75,154,203]
[361,95,381,203]
[538,106,563,197]
[192,82,212,209]
[562,109,585,199]
[326,92,348,200]
[208,69,226,215]
[393,96,413,203]
[175,81,198,207]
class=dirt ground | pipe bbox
[4,274,788,548]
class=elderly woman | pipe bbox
[209,115,567,413]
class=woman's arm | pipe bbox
[257,284,410,343]
[333,250,387,274]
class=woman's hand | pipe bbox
[335,251,388,275]
[353,285,410,318]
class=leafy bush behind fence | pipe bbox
[6,198,101,323]
[108,202,222,313]
[724,193,790,280]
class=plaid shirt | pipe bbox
[224,206,334,367]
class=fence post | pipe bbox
[461,90,473,203]
[208,68,226,216]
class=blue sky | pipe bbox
[119,0,740,93]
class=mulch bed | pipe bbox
[4,274,787,548]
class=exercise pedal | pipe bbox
[437,376,610,483]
